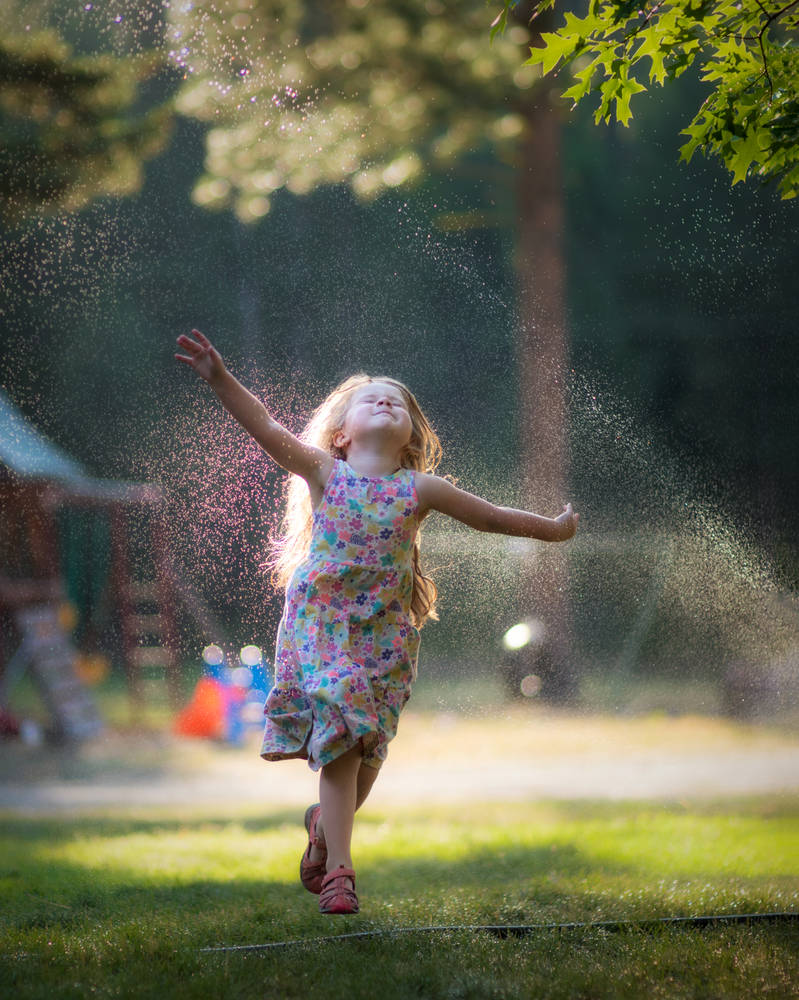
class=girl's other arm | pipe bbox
[175,329,331,486]
[416,473,579,542]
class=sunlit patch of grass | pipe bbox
[1,797,797,998]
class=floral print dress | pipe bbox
[261,459,421,771]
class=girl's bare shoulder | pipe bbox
[414,471,456,515]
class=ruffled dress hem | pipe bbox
[260,728,381,771]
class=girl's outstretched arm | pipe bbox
[175,329,331,487]
[416,473,579,542]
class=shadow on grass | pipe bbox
[1,812,636,936]
[1,831,742,948]
[0,808,302,843]
[2,857,634,966]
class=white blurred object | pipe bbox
[231,666,253,688]
[19,720,43,746]
[502,619,545,651]
[239,644,262,666]
[202,644,225,666]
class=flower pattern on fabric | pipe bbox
[261,460,421,771]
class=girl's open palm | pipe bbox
[555,502,579,540]
[175,329,226,383]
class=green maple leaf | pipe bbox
[527,31,581,74]
[634,32,668,85]
[615,72,647,124]
[729,128,769,183]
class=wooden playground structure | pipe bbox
[0,389,219,740]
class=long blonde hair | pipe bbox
[267,374,442,627]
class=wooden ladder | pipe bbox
[110,505,181,709]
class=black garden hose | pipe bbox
[201,911,799,953]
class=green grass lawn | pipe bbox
[1,796,797,999]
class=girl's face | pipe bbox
[336,381,414,454]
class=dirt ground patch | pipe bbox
[1,708,797,814]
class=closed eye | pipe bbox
[360,395,405,407]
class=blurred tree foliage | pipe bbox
[494,0,799,198]
[0,4,171,224]
[166,0,540,221]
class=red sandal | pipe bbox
[299,803,327,895]
[319,866,359,915]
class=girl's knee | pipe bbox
[322,742,364,775]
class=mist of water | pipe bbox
[2,0,796,725]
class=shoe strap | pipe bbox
[321,866,356,889]
[309,805,324,849]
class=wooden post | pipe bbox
[109,504,141,708]
[150,506,182,710]
[22,484,61,578]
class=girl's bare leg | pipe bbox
[355,760,380,809]
[311,751,380,870]
[316,745,360,871]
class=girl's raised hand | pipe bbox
[175,329,226,384]
[554,502,579,541]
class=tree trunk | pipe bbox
[516,97,567,510]
[514,83,577,703]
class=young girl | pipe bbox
[176,328,578,916]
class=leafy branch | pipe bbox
[493,0,799,197]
